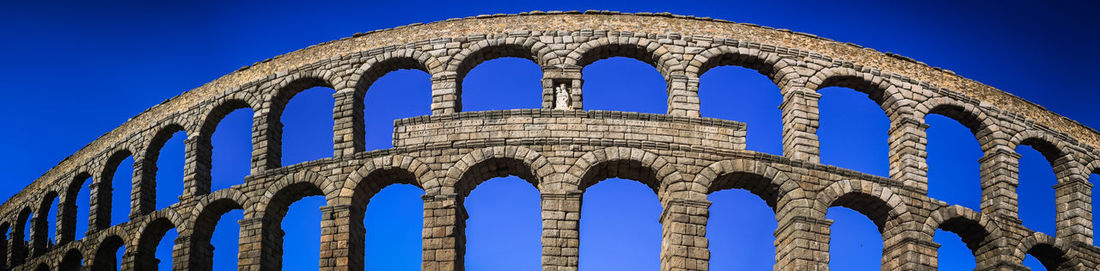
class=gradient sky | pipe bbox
[1,0,1098,270]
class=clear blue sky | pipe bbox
[0,0,1098,270]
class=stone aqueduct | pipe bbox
[1,10,1099,271]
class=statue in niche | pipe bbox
[554,82,571,110]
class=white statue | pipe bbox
[554,83,571,110]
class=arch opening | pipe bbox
[60,249,83,271]
[823,189,900,270]
[361,68,431,151]
[61,173,93,244]
[267,78,336,168]
[32,191,60,256]
[1026,243,1071,270]
[698,65,783,155]
[460,57,542,111]
[13,208,33,266]
[577,157,663,270]
[1016,140,1061,237]
[452,157,542,270]
[707,172,779,269]
[932,215,991,269]
[348,166,426,270]
[580,178,662,270]
[826,206,883,270]
[363,183,424,270]
[817,86,890,176]
[262,182,327,269]
[581,57,668,114]
[463,176,541,270]
[279,86,336,166]
[145,125,187,211]
[91,235,125,271]
[926,112,984,210]
[198,100,254,194]
[101,150,135,227]
[190,198,244,270]
[135,217,177,271]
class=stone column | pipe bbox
[1054,177,1092,244]
[181,136,209,201]
[237,217,281,270]
[172,235,195,271]
[253,111,281,174]
[541,66,583,111]
[667,74,700,118]
[541,192,581,271]
[28,214,46,258]
[887,117,929,193]
[979,149,1021,221]
[882,235,938,270]
[57,191,79,246]
[659,199,710,271]
[119,249,138,271]
[8,229,25,267]
[88,179,112,232]
[431,72,460,115]
[773,214,831,271]
[332,89,364,158]
[779,90,821,164]
[320,204,361,271]
[972,238,1021,271]
[133,154,156,218]
[422,193,465,271]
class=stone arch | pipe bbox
[95,147,137,230]
[338,154,433,207]
[138,122,189,214]
[689,159,804,209]
[262,72,342,169]
[184,189,248,230]
[449,37,550,82]
[1014,233,1080,270]
[814,179,912,234]
[806,67,913,119]
[1009,130,1081,182]
[90,234,125,271]
[184,189,248,270]
[565,36,683,81]
[814,179,916,269]
[192,96,260,196]
[244,169,335,271]
[916,97,1003,153]
[439,146,552,197]
[59,171,93,245]
[59,248,83,271]
[687,45,804,94]
[922,205,1000,258]
[260,169,339,209]
[1085,158,1100,176]
[31,189,60,256]
[132,214,178,271]
[349,49,442,94]
[11,206,34,267]
[564,147,682,197]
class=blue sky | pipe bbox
[0,0,1098,270]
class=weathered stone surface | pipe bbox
[1,11,1098,271]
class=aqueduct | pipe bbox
[2,10,1099,271]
